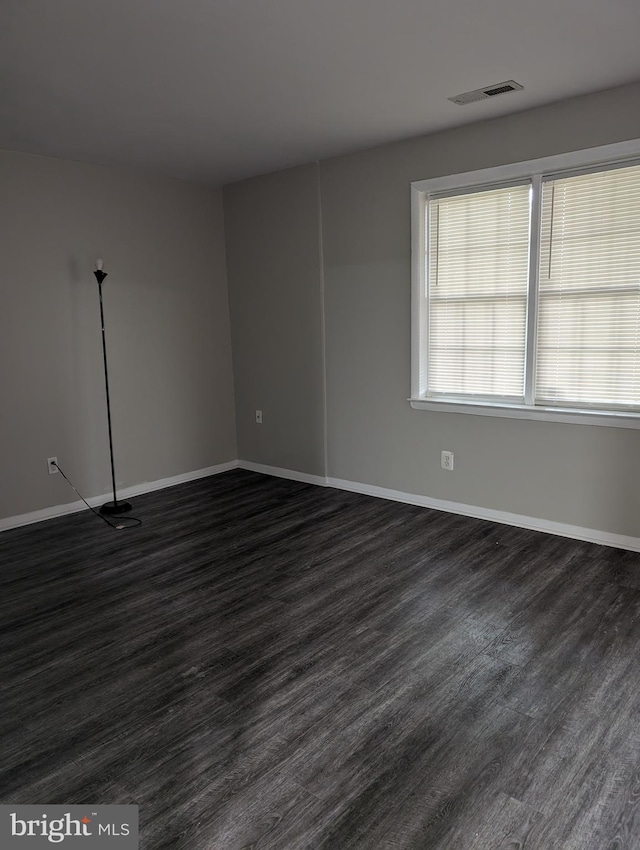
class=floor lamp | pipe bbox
[93,259,132,515]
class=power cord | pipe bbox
[53,461,142,530]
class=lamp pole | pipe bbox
[93,260,132,515]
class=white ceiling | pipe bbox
[1,0,639,185]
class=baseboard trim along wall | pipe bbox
[238,459,328,487]
[240,461,640,552]
[0,460,239,533]
[4,458,640,553]
[326,476,640,553]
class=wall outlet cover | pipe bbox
[441,450,454,470]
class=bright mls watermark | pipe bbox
[1,806,138,848]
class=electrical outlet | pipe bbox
[255,409,263,424]
[47,457,59,475]
[441,450,454,471]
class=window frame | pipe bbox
[410,138,640,429]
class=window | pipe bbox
[426,183,530,400]
[411,140,640,427]
[537,168,640,408]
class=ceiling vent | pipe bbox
[448,80,524,106]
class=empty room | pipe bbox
[1,1,640,847]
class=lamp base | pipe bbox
[100,500,133,515]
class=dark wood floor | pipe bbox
[1,470,639,849]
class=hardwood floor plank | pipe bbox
[440,791,544,850]
[1,469,640,848]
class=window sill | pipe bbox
[408,398,640,429]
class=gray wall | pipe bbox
[7,83,639,534]
[225,82,640,537]
[224,164,325,477]
[0,149,237,521]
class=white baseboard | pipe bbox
[4,457,639,552]
[236,461,640,551]
[327,476,640,553]
[238,460,327,487]
[0,460,239,533]
[115,460,239,499]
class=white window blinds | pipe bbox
[427,184,531,399]
[536,164,640,408]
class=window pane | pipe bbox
[427,184,531,398]
[536,164,640,407]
